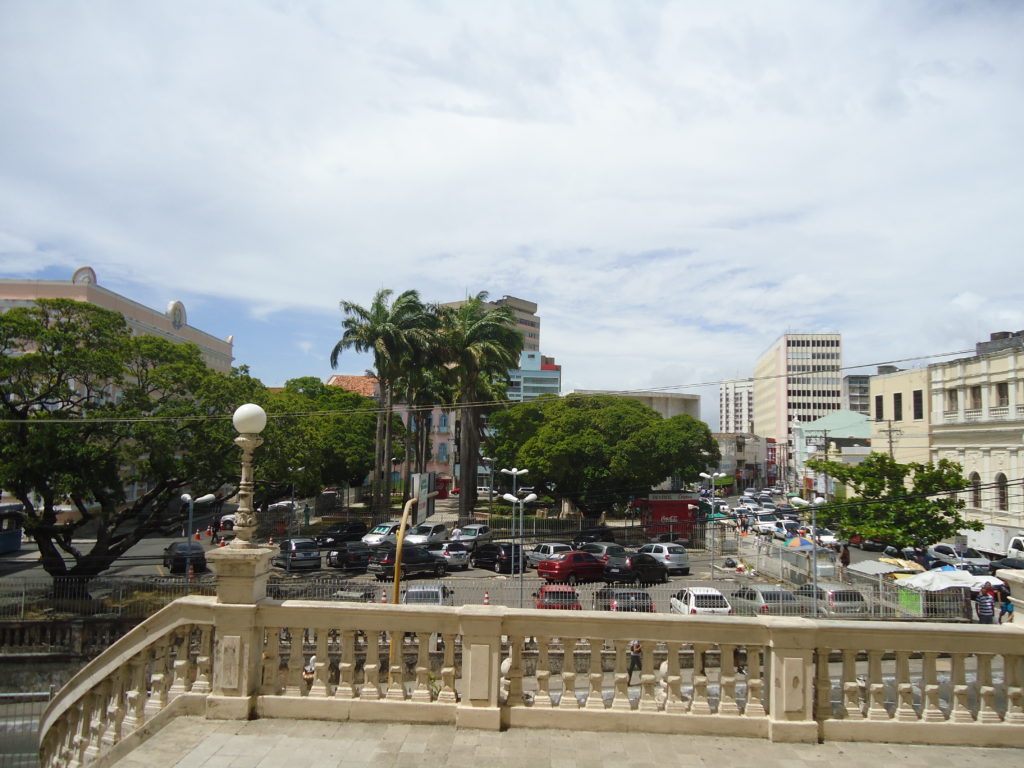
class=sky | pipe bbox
[2,1,1023,429]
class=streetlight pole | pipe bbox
[811,495,826,612]
[503,491,537,608]
[700,471,726,579]
[180,492,216,592]
[500,467,528,541]
[230,403,268,548]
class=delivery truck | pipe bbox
[964,523,1024,559]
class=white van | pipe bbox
[361,521,408,547]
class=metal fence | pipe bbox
[0,691,51,768]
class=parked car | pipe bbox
[470,542,526,573]
[330,585,379,603]
[649,532,691,546]
[526,541,574,569]
[313,521,369,548]
[325,541,372,570]
[849,534,888,551]
[793,582,868,617]
[752,513,780,535]
[219,512,237,530]
[361,521,409,547]
[571,526,617,548]
[366,545,447,581]
[669,587,733,616]
[450,523,492,550]
[774,505,800,521]
[592,587,656,612]
[811,527,839,549]
[162,542,207,574]
[729,585,812,616]
[536,551,605,584]
[425,540,471,570]
[579,541,629,564]
[401,582,455,606]
[927,543,990,568]
[603,552,668,584]
[773,520,801,541]
[532,583,582,610]
[405,522,448,545]
[272,538,322,571]
[636,543,690,575]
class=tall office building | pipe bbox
[443,295,540,351]
[719,379,754,433]
[752,332,844,446]
[842,374,871,416]
[507,352,561,402]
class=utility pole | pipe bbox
[877,419,902,459]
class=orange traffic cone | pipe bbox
[188,563,195,582]
[268,536,274,545]
[483,591,490,606]
[194,529,201,541]
[205,525,212,538]
[219,539,227,547]
[380,589,387,604]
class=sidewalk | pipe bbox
[110,716,1023,768]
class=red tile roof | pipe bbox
[326,374,379,398]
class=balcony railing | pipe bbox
[37,550,1024,768]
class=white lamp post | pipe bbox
[502,491,538,608]
[700,471,726,578]
[500,467,529,540]
[481,457,496,512]
[180,492,216,592]
[231,403,268,548]
[811,495,827,609]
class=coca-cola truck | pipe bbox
[634,495,701,545]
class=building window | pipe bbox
[970,472,981,508]
[969,385,982,410]
[874,395,884,421]
[438,413,448,432]
[995,382,1009,407]
[946,389,958,411]
[438,443,448,463]
[912,390,923,420]
[893,392,903,422]
[995,473,1009,510]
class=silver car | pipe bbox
[636,543,690,575]
[405,522,448,545]
[793,582,868,617]
[729,585,815,616]
[450,523,492,550]
[425,540,471,570]
[527,542,573,568]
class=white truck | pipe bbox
[964,524,1024,560]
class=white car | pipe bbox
[752,512,780,535]
[811,527,839,549]
[636,543,690,575]
[670,587,733,616]
[405,522,448,545]
[361,521,408,547]
[927,543,990,568]
[450,523,492,550]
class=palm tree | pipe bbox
[436,294,524,523]
[330,289,431,515]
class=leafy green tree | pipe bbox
[330,289,431,514]
[0,299,261,586]
[436,294,523,523]
[488,394,719,518]
[805,452,982,549]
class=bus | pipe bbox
[0,503,24,555]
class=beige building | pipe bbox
[0,266,234,372]
[719,379,754,433]
[868,367,931,464]
[929,332,1024,521]
[714,432,767,491]
[442,294,540,351]
[752,332,843,445]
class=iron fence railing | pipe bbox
[0,691,52,768]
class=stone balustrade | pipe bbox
[36,548,1024,768]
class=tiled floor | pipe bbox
[110,717,1022,768]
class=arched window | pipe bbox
[438,443,448,463]
[969,472,982,508]
[996,473,1009,510]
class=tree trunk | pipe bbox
[458,397,478,525]
[372,408,385,517]
[382,386,394,515]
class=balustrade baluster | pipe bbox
[894,651,918,722]
[334,630,356,699]
[1005,654,1024,725]
[690,643,711,715]
[841,649,864,719]
[976,653,1001,723]
[662,642,685,714]
[121,654,146,733]
[584,638,604,710]
[560,638,579,708]
[311,627,330,697]
[74,697,91,767]
[192,625,213,694]
[608,639,630,711]
[385,630,407,701]
[167,626,192,697]
[361,631,383,699]
[951,653,974,723]
[719,644,740,716]
[636,641,658,712]
[261,627,281,695]
[744,645,765,717]
[146,637,171,717]
[866,649,889,720]
[813,647,834,722]
[61,709,78,768]
[437,632,458,703]
[103,669,125,748]
[410,632,432,702]
[506,636,525,706]
[921,652,946,722]
[84,685,105,761]
[283,627,306,696]
[535,636,554,708]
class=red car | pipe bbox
[536,551,605,585]
[533,584,582,610]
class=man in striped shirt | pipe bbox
[976,584,996,625]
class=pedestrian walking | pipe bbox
[976,583,996,625]
[997,587,1015,624]
[627,639,642,684]
[839,544,851,568]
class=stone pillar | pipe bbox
[766,619,818,743]
[203,545,276,720]
[455,606,505,730]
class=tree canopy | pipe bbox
[805,452,982,549]
[487,394,719,517]
[0,299,262,581]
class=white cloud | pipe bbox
[1,1,1023,425]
